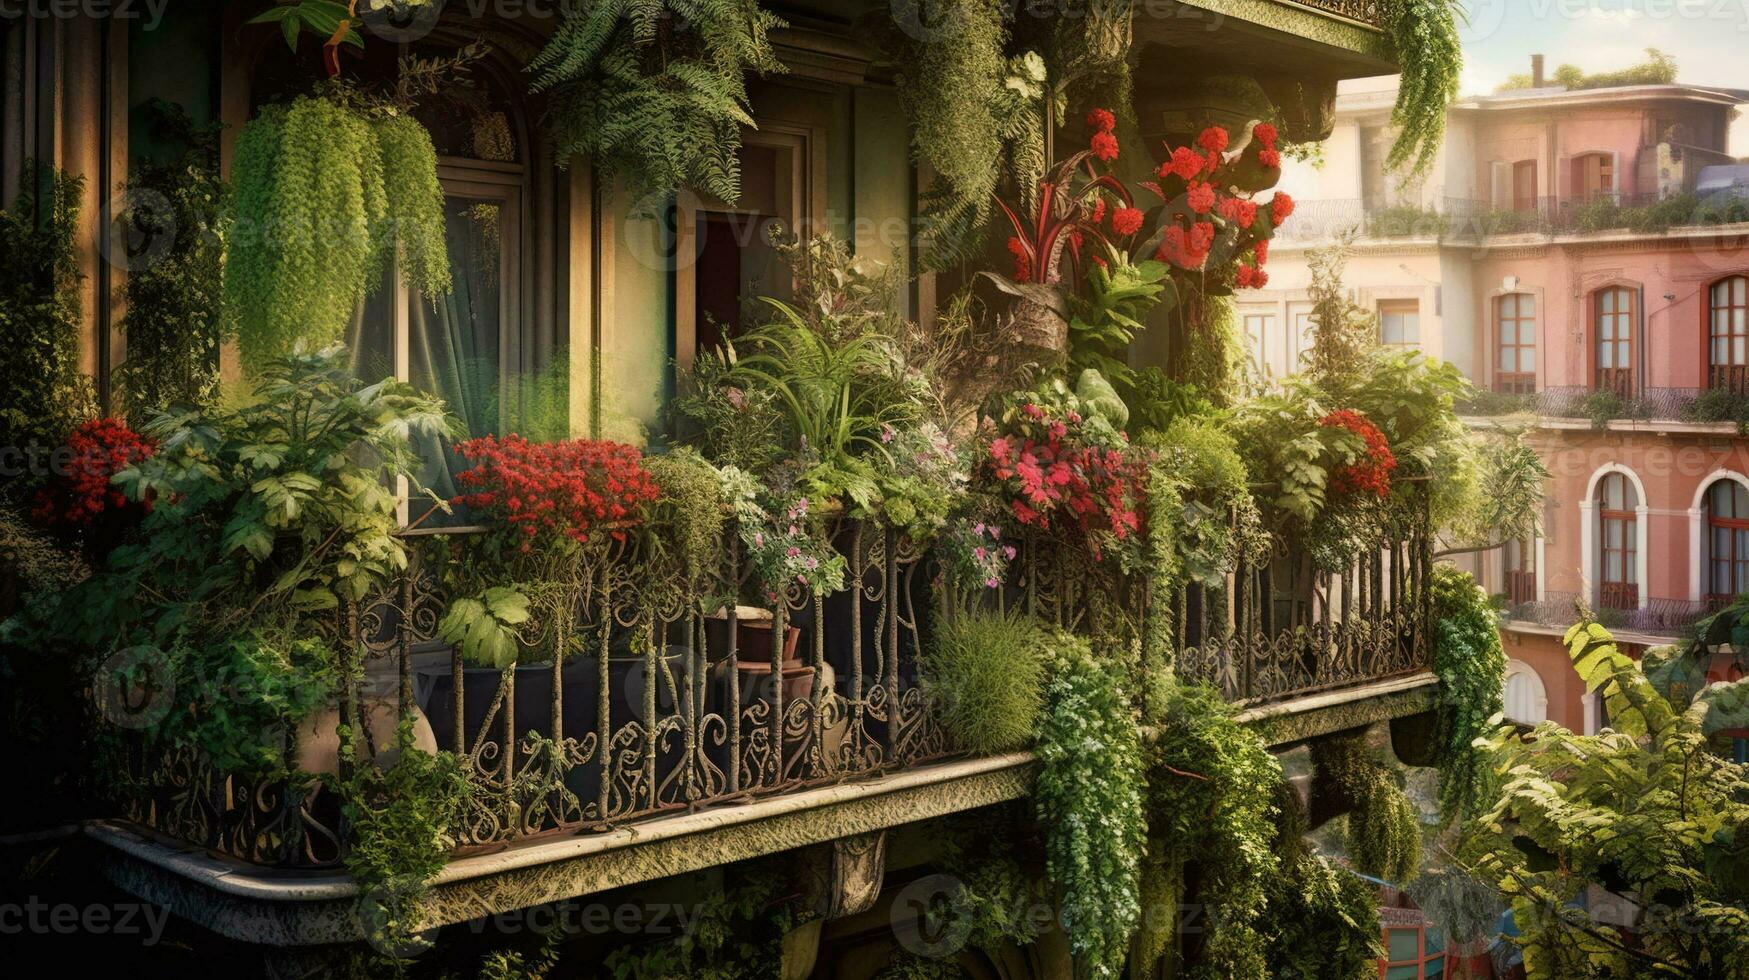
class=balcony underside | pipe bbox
[89,672,1436,948]
[1133,0,1395,82]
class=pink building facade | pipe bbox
[1260,76,1749,735]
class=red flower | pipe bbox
[1253,122,1278,149]
[1218,196,1258,229]
[1090,198,1107,223]
[1007,236,1032,283]
[1319,410,1397,498]
[1235,263,1269,289]
[452,434,659,546]
[1157,221,1215,270]
[32,417,156,529]
[1259,148,1281,169]
[1197,126,1229,154]
[1086,107,1116,133]
[1187,181,1216,215]
[1254,239,1269,266]
[1159,146,1204,182]
[1110,206,1145,236]
[1090,130,1119,162]
[1271,192,1295,225]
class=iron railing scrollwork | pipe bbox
[122,499,1432,870]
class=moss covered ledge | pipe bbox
[89,672,1437,947]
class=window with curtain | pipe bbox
[1710,276,1749,392]
[1706,480,1749,608]
[1495,293,1536,394]
[1594,286,1636,398]
[1574,152,1614,201]
[1597,472,1639,610]
[1379,300,1420,347]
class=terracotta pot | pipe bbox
[294,697,438,776]
[735,659,815,703]
[706,606,802,665]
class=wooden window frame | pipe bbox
[1709,275,1749,393]
[1494,293,1536,394]
[1378,299,1420,348]
[1598,473,1640,611]
[1592,286,1637,398]
[1706,480,1749,608]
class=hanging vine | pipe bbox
[224,94,451,368]
[1427,565,1507,823]
[527,0,785,204]
[1382,0,1463,177]
[1311,731,1423,884]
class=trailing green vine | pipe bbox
[1034,632,1145,979]
[1312,731,1422,884]
[528,0,785,204]
[225,96,451,368]
[1263,782,1384,980]
[1381,0,1463,177]
[1427,566,1506,823]
[1139,677,1281,978]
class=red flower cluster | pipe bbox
[1159,221,1215,270]
[1087,107,1119,162]
[1271,192,1295,226]
[1236,262,1269,289]
[32,417,156,529]
[985,403,1145,548]
[1186,180,1216,215]
[1254,122,1281,170]
[1319,410,1397,498]
[453,434,659,549]
[1197,126,1229,153]
[1110,206,1144,236]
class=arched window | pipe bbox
[1503,661,1548,724]
[1597,473,1639,610]
[1709,276,1749,392]
[1594,286,1636,398]
[1706,480,1749,607]
[1495,293,1536,394]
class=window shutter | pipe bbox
[1491,162,1511,208]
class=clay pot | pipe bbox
[294,698,438,776]
[705,605,802,665]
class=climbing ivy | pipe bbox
[0,164,95,459]
[1312,731,1422,884]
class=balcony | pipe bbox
[1504,589,1712,641]
[112,511,1433,879]
[1460,385,1749,431]
[1273,192,1749,246]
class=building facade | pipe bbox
[1261,68,1749,734]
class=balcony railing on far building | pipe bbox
[1504,589,1716,640]
[1273,192,1749,245]
[1459,385,1749,429]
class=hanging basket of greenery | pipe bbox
[526,0,785,205]
[224,95,451,369]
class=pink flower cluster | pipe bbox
[985,402,1145,551]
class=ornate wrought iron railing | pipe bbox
[1505,589,1713,640]
[120,504,1432,870]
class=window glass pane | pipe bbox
[1385,967,1419,980]
[1500,321,1516,346]
[1521,294,1535,316]
[1500,349,1517,372]
[1522,349,1536,371]
[1737,484,1749,513]
[1499,295,1516,318]
[1736,276,1747,304]
[1387,930,1421,961]
[1736,337,1747,365]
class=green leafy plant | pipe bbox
[0,163,95,460]
[328,718,469,950]
[528,0,785,204]
[1312,732,1422,884]
[1034,632,1145,979]
[1458,618,1749,977]
[602,858,810,978]
[1067,254,1175,406]
[1263,782,1384,980]
[923,608,1047,755]
[1427,567,1507,823]
[1687,385,1749,433]
[116,100,225,420]
[225,96,451,368]
[1382,0,1463,177]
[1138,677,1282,977]
[437,585,532,668]
[1497,47,1677,91]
